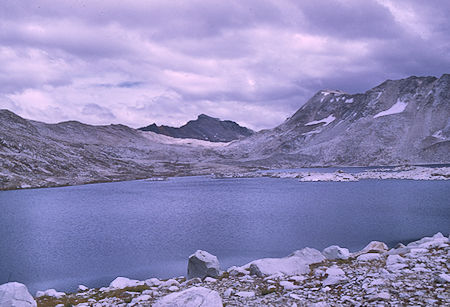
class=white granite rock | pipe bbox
[322,266,347,286]
[280,281,298,290]
[236,291,255,298]
[322,245,350,260]
[35,288,65,298]
[145,278,162,287]
[357,253,382,262]
[153,287,222,307]
[0,282,36,307]
[386,254,405,265]
[109,277,142,289]
[159,279,180,288]
[242,247,325,276]
[435,273,450,283]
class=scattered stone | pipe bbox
[153,287,222,307]
[187,250,221,280]
[322,266,347,286]
[35,288,65,298]
[159,279,180,288]
[180,277,201,287]
[227,266,248,276]
[357,253,382,262]
[223,287,233,298]
[204,277,217,283]
[435,273,450,283]
[386,254,405,265]
[280,281,298,290]
[145,277,162,287]
[236,291,255,298]
[130,294,151,304]
[77,285,88,292]
[368,291,391,301]
[0,282,36,307]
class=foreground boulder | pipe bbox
[245,247,325,276]
[187,250,220,280]
[153,286,222,307]
[0,282,36,307]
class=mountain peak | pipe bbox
[197,114,218,120]
[139,115,253,142]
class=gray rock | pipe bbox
[153,287,222,307]
[249,263,264,277]
[187,250,220,280]
[0,282,37,307]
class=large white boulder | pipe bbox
[109,277,143,289]
[0,282,37,307]
[244,247,325,276]
[153,286,222,307]
[322,245,350,260]
[353,241,388,256]
[187,250,221,280]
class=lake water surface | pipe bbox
[0,176,449,293]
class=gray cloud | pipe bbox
[0,0,449,130]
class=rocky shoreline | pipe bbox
[212,166,450,182]
[1,233,449,306]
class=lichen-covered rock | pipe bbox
[0,282,36,307]
[153,287,222,307]
[187,250,221,280]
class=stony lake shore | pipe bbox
[1,232,449,306]
[212,166,450,182]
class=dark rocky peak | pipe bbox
[139,114,254,142]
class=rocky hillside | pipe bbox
[139,114,254,142]
[0,110,241,190]
[221,74,450,167]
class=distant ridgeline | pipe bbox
[138,114,254,142]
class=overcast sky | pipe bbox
[0,0,449,130]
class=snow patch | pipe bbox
[305,115,336,126]
[374,100,408,118]
[345,98,354,104]
[432,130,446,140]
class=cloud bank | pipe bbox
[0,0,449,130]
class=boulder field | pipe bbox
[2,232,449,306]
